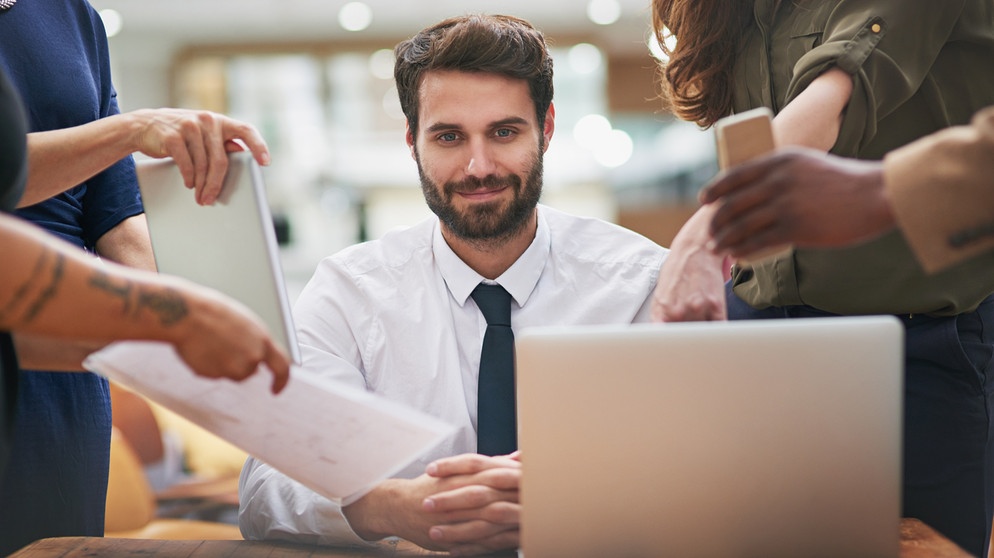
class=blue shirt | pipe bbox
[0,0,143,553]
[0,65,27,502]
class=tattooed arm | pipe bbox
[0,213,289,393]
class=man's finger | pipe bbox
[265,343,291,394]
[427,454,520,478]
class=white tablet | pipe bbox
[136,151,300,362]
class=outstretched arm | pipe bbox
[698,147,892,258]
[651,68,853,322]
[22,108,270,207]
[0,213,289,393]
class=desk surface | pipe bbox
[10,519,970,558]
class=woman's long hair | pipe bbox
[652,0,756,127]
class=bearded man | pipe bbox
[239,14,668,556]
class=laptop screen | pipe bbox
[516,317,903,558]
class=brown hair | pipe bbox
[394,14,554,136]
[652,0,755,127]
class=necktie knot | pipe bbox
[471,283,512,327]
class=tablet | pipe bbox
[136,151,300,362]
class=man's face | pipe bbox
[407,70,555,243]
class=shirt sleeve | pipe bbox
[239,456,372,546]
[82,2,145,245]
[783,0,969,156]
[238,256,375,546]
[884,106,994,273]
[80,92,144,247]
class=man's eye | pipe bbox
[495,128,514,138]
[439,132,458,142]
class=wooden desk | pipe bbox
[10,519,970,557]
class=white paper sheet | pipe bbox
[84,341,456,503]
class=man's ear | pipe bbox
[405,122,416,160]
[542,103,556,153]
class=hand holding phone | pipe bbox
[713,107,792,265]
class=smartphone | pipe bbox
[715,107,775,169]
[713,107,791,265]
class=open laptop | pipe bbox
[135,151,300,362]
[516,316,903,558]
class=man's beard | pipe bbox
[417,151,543,245]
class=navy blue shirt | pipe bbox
[0,65,27,501]
[0,0,144,553]
[0,68,26,212]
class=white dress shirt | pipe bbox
[239,204,668,545]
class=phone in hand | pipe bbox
[713,107,792,265]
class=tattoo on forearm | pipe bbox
[90,271,188,326]
[22,252,66,324]
[136,288,188,326]
[90,270,134,314]
[0,247,50,323]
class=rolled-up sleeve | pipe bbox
[885,106,994,272]
[784,0,969,156]
[239,456,373,546]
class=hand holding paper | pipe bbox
[84,341,455,502]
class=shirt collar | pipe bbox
[434,205,551,309]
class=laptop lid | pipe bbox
[136,151,300,363]
[516,316,903,558]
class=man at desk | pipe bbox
[239,14,667,556]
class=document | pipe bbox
[84,341,456,503]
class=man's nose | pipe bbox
[465,140,497,178]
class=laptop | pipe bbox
[516,316,904,558]
[135,151,300,362]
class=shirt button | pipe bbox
[871,23,882,33]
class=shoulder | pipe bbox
[541,205,668,271]
[317,216,437,286]
[295,217,439,333]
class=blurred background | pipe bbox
[89,0,717,299]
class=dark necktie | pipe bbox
[471,283,516,456]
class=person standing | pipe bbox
[651,1,994,554]
[0,0,278,552]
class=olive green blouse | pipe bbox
[730,0,994,315]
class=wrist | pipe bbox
[865,164,895,230]
[119,110,152,154]
[343,479,400,541]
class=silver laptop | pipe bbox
[136,151,300,362]
[516,316,903,558]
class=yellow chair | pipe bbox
[109,382,242,520]
[104,427,243,540]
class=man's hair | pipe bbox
[394,14,554,137]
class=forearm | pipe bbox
[20,113,144,207]
[774,67,853,150]
[343,480,404,541]
[12,333,104,371]
[0,214,197,345]
[651,205,729,322]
